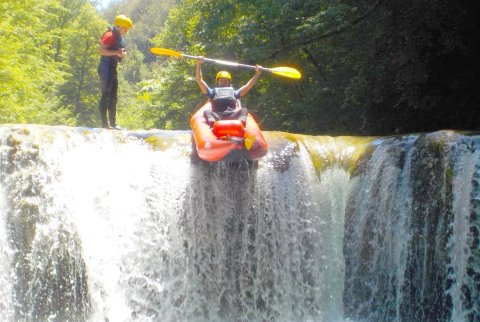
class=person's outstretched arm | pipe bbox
[237,65,262,97]
[195,57,209,95]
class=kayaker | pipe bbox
[97,15,132,129]
[195,57,262,127]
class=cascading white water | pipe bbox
[0,126,479,322]
[449,137,480,322]
[344,131,480,322]
[1,183,14,319]
[0,126,350,321]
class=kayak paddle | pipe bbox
[150,47,302,79]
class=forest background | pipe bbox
[1,0,479,135]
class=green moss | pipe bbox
[145,135,166,149]
[6,134,21,147]
[266,132,377,177]
[143,133,192,152]
[426,130,457,155]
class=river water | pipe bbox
[0,125,478,321]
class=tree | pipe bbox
[0,0,74,124]
[57,1,107,126]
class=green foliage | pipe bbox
[1,0,66,124]
[2,0,478,134]
[144,0,377,133]
[0,0,104,126]
[150,0,480,134]
[57,1,107,127]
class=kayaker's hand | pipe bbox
[196,56,205,65]
[255,65,262,75]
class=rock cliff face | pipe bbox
[0,125,478,321]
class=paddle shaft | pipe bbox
[182,54,269,72]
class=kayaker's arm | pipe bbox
[196,57,209,95]
[98,43,126,58]
[237,65,262,97]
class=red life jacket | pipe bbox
[100,27,125,63]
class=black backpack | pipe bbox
[211,87,237,112]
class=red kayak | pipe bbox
[190,102,268,162]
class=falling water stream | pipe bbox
[0,125,478,321]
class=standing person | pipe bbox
[97,15,132,129]
[195,57,262,127]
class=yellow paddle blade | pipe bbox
[244,135,256,151]
[270,67,302,79]
[150,47,182,57]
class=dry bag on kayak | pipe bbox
[212,120,244,138]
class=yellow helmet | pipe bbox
[114,15,133,29]
[216,71,232,82]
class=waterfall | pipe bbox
[344,131,480,322]
[0,125,479,322]
[1,172,14,319]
